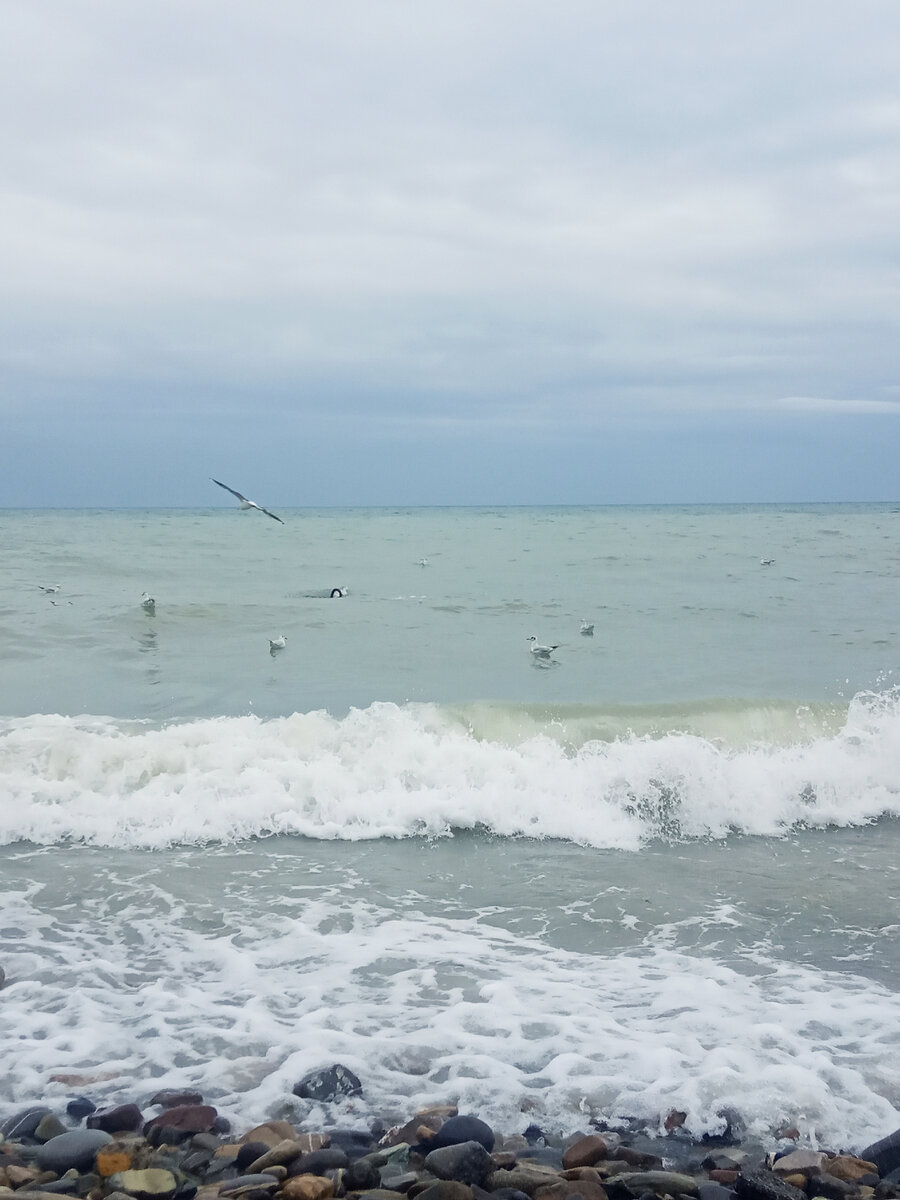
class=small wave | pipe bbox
[1,691,899,849]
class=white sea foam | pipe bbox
[1,690,900,848]
[1,882,898,1150]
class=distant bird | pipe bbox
[38,584,60,594]
[527,636,559,658]
[580,621,594,636]
[330,587,348,598]
[417,558,429,566]
[141,592,156,612]
[269,634,287,656]
[760,558,775,566]
[211,478,284,524]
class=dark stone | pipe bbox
[807,1176,856,1200]
[292,1065,362,1103]
[884,1168,900,1185]
[144,1105,218,1136]
[862,1131,900,1180]
[524,1126,548,1146]
[614,1149,662,1170]
[87,1103,145,1134]
[35,1129,113,1173]
[150,1090,205,1109]
[213,1115,232,1135]
[326,1128,378,1158]
[427,1117,495,1154]
[0,964,5,987]
[345,1159,382,1191]
[378,1173,418,1194]
[66,1096,97,1121]
[237,1144,274,1171]
[291,1148,350,1175]
[488,1191,532,1200]
[181,1150,213,1174]
[0,1105,53,1140]
[425,1141,493,1186]
[734,1169,806,1200]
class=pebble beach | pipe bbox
[2,1070,900,1200]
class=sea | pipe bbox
[1,503,899,1153]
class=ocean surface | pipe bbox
[1,504,899,1151]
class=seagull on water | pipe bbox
[211,478,284,524]
[38,584,61,594]
[527,636,559,658]
[269,634,287,656]
[760,558,775,566]
[141,592,156,612]
[580,620,594,636]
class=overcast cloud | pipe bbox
[1,1,899,505]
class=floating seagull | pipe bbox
[760,558,775,566]
[417,558,429,566]
[527,636,559,658]
[141,592,156,612]
[580,621,594,636]
[38,584,61,594]
[269,634,287,656]
[211,478,284,524]
[330,587,348,598]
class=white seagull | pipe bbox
[211,478,284,524]
[141,592,156,612]
[760,558,775,566]
[527,636,559,658]
[580,621,594,636]
[38,584,61,594]
[269,634,287,655]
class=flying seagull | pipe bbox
[211,478,284,524]
[527,636,559,658]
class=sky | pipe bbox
[1,1,899,506]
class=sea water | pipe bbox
[0,504,899,1150]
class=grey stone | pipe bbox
[425,1141,493,1187]
[773,1152,825,1175]
[292,1064,362,1102]
[734,1169,806,1200]
[34,1129,113,1173]
[612,1172,701,1196]
[698,1186,736,1200]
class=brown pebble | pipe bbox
[492,1153,518,1170]
[826,1158,879,1184]
[665,1110,688,1132]
[561,1168,603,1183]
[708,1171,739,1185]
[782,1174,808,1189]
[240,1123,300,1149]
[417,1125,438,1142]
[97,1149,134,1177]
[280,1175,335,1200]
[562,1136,608,1171]
[7,1165,47,1187]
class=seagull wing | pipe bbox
[211,478,250,503]
[258,505,284,524]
